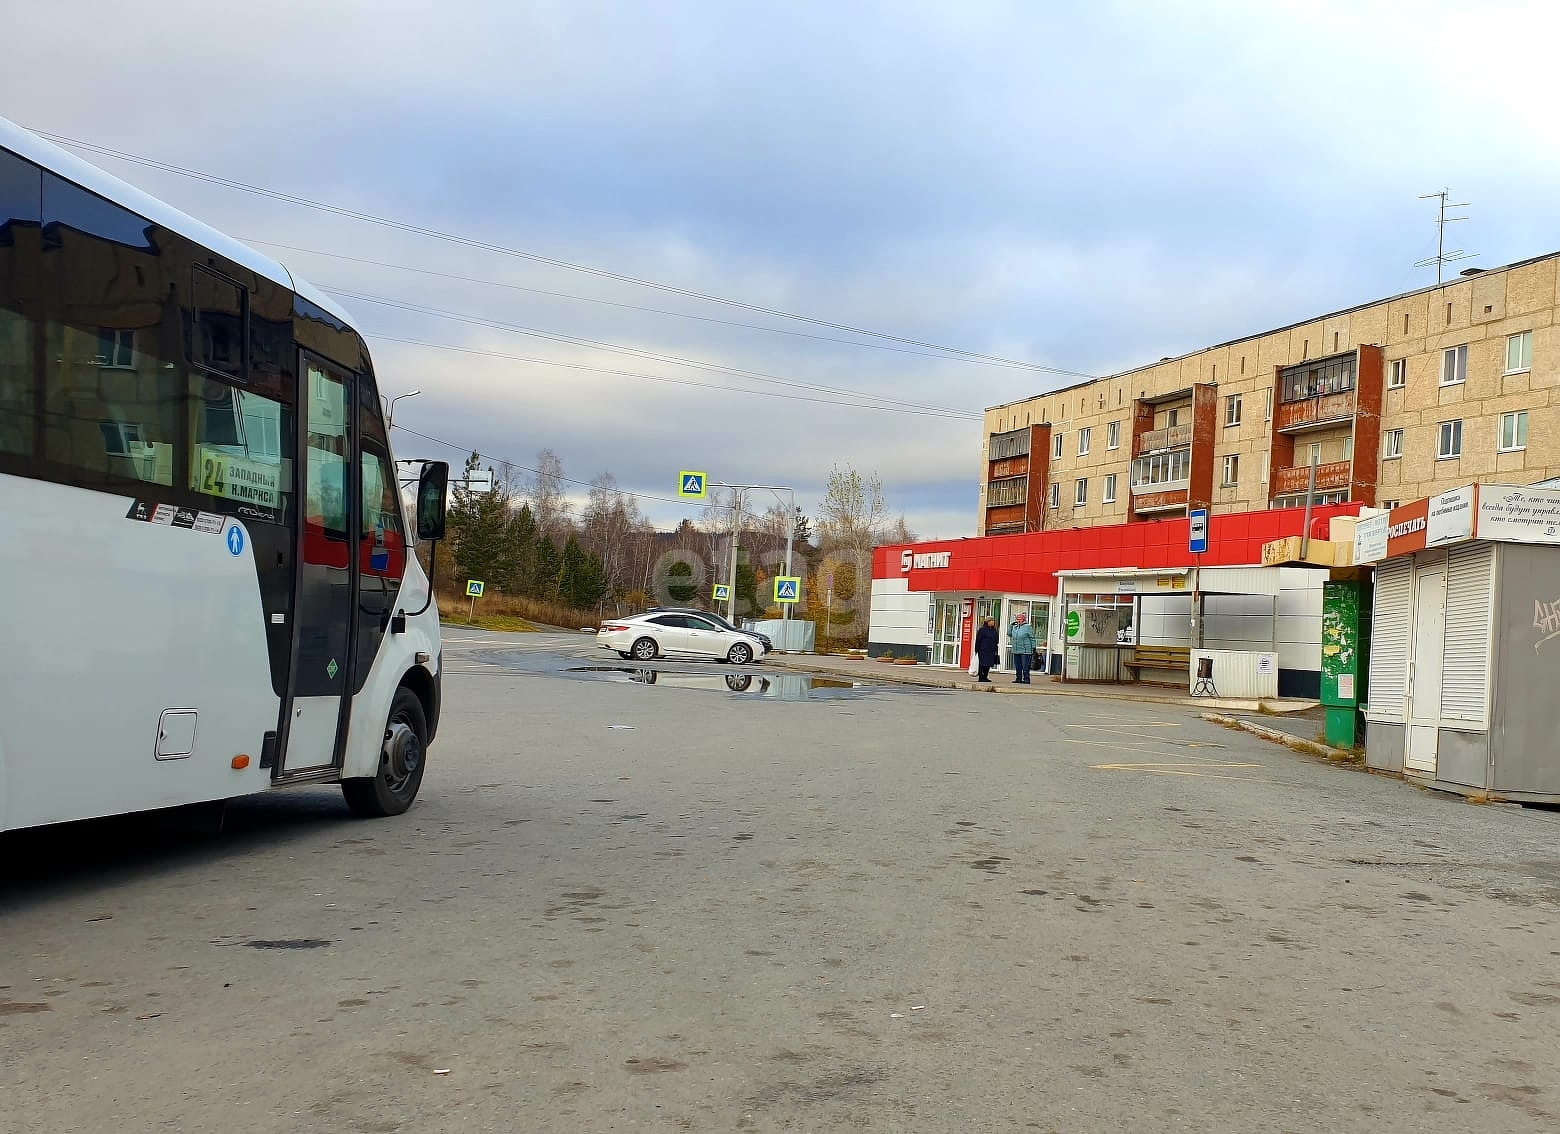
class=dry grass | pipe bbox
[438,589,600,632]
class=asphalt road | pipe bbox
[5,630,1560,1132]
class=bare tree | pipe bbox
[528,448,572,539]
[578,472,642,598]
[816,463,891,553]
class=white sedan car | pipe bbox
[597,611,770,664]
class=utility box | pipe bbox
[1320,580,1369,747]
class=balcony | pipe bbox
[1275,390,1356,433]
[1271,460,1351,496]
[988,455,1028,480]
[1137,423,1193,454]
[985,476,1028,507]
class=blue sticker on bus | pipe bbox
[227,526,246,556]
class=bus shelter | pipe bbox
[1056,566,1284,698]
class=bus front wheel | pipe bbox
[343,687,428,818]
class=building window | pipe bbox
[1107,421,1120,450]
[1053,433,1063,460]
[1224,393,1242,427]
[1048,481,1059,509]
[1078,427,1091,456]
[1437,419,1463,460]
[1388,358,1407,389]
[1308,441,1323,466]
[1130,448,1192,490]
[1221,454,1239,486]
[1103,473,1117,503]
[1381,499,1401,510]
[1441,344,1468,386]
[96,329,135,369]
[1499,410,1529,452]
[1506,331,1533,374]
[1383,428,1403,459]
[1167,408,1180,427]
[1074,478,1087,507]
[1279,354,1356,403]
[1265,389,1272,421]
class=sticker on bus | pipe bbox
[192,445,282,510]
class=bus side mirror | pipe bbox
[416,461,449,542]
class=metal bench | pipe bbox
[1124,644,1190,684]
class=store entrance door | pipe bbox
[1406,565,1447,775]
[933,599,962,666]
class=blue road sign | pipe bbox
[677,471,708,500]
[1189,508,1209,555]
[226,525,245,556]
[713,583,732,602]
[774,576,801,604]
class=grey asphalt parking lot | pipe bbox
[4,629,1560,1133]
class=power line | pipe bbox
[330,286,982,418]
[35,128,1097,379]
[366,332,980,418]
[245,236,1068,373]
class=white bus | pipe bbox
[0,116,451,831]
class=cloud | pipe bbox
[6,0,1557,540]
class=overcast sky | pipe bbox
[7,1,1558,537]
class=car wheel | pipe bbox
[632,637,659,661]
[342,686,427,818]
[727,642,753,665]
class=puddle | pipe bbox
[568,667,938,701]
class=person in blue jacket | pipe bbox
[1008,611,1036,684]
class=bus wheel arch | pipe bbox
[342,685,428,818]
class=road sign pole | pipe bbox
[782,488,794,626]
[469,593,477,625]
[726,489,743,624]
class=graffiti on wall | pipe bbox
[1536,596,1560,652]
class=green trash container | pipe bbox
[1320,580,1370,748]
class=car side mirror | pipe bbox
[416,461,449,542]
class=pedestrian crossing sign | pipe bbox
[713,583,732,602]
[774,576,801,604]
[466,580,485,597]
[678,471,708,500]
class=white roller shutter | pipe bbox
[1440,543,1495,728]
[1366,558,1411,723]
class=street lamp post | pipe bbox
[386,389,421,429]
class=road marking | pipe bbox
[1091,761,1262,771]
[1088,762,1296,786]
[1062,739,1241,762]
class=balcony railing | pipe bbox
[986,476,1028,507]
[1137,423,1193,454]
[1275,390,1356,432]
[1271,460,1351,496]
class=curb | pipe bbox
[1200,713,1360,763]
[770,656,1220,708]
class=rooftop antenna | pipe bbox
[1414,189,1476,284]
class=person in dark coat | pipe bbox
[974,617,1000,682]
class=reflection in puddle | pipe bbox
[568,667,921,701]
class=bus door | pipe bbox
[278,353,358,776]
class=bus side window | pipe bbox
[360,446,405,579]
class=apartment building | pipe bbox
[979,251,1560,534]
